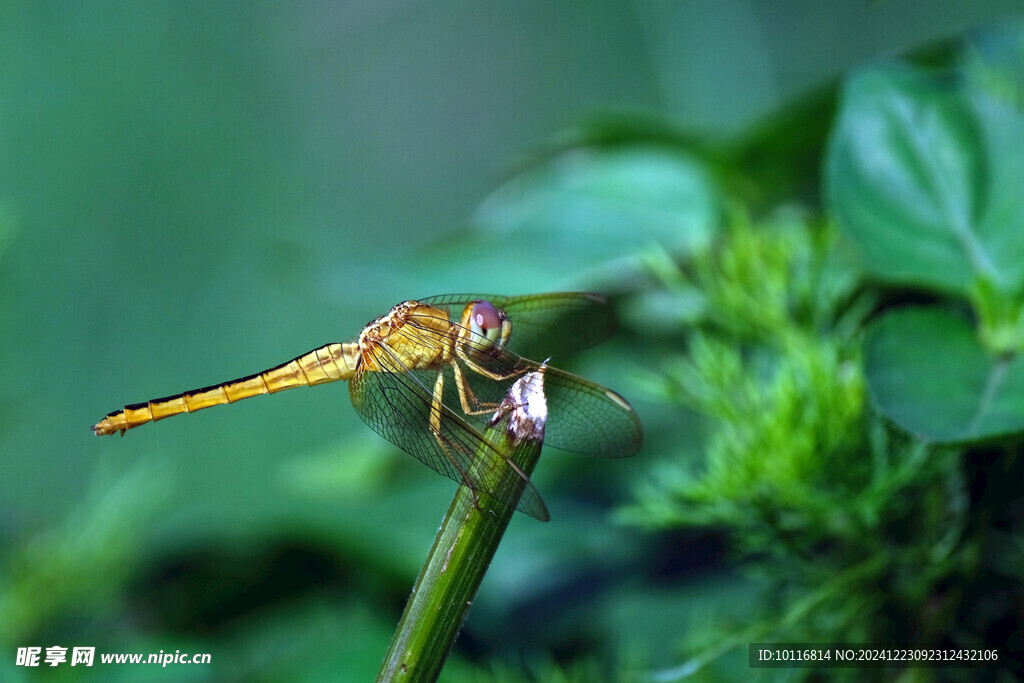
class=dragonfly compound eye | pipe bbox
[470,300,505,346]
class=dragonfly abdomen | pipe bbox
[92,342,358,436]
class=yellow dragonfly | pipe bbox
[92,293,643,520]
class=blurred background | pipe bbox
[2,2,1023,680]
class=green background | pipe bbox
[2,2,1021,680]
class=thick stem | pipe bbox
[377,369,548,682]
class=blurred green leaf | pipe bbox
[422,146,720,285]
[961,19,1024,110]
[476,145,717,252]
[866,307,1024,442]
[826,64,1024,295]
[404,144,721,291]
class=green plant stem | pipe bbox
[377,370,547,682]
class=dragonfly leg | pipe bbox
[454,342,524,382]
[429,368,482,497]
[451,359,502,416]
[449,360,538,498]
[431,366,529,513]
[451,345,528,416]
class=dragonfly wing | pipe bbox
[398,308,642,459]
[348,352,550,521]
[534,365,643,457]
[449,343,643,459]
[418,292,617,363]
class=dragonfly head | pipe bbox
[465,300,511,352]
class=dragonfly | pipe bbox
[92,293,643,521]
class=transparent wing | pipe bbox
[458,359,643,458]
[348,338,550,521]
[398,311,644,459]
[417,292,617,363]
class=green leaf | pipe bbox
[399,145,720,292]
[473,146,718,266]
[865,307,1024,443]
[826,65,1024,295]
[961,20,1024,111]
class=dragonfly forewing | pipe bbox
[444,332,643,458]
[419,292,617,365]
[348,343,550,521]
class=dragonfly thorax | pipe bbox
[357,301,455,373]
